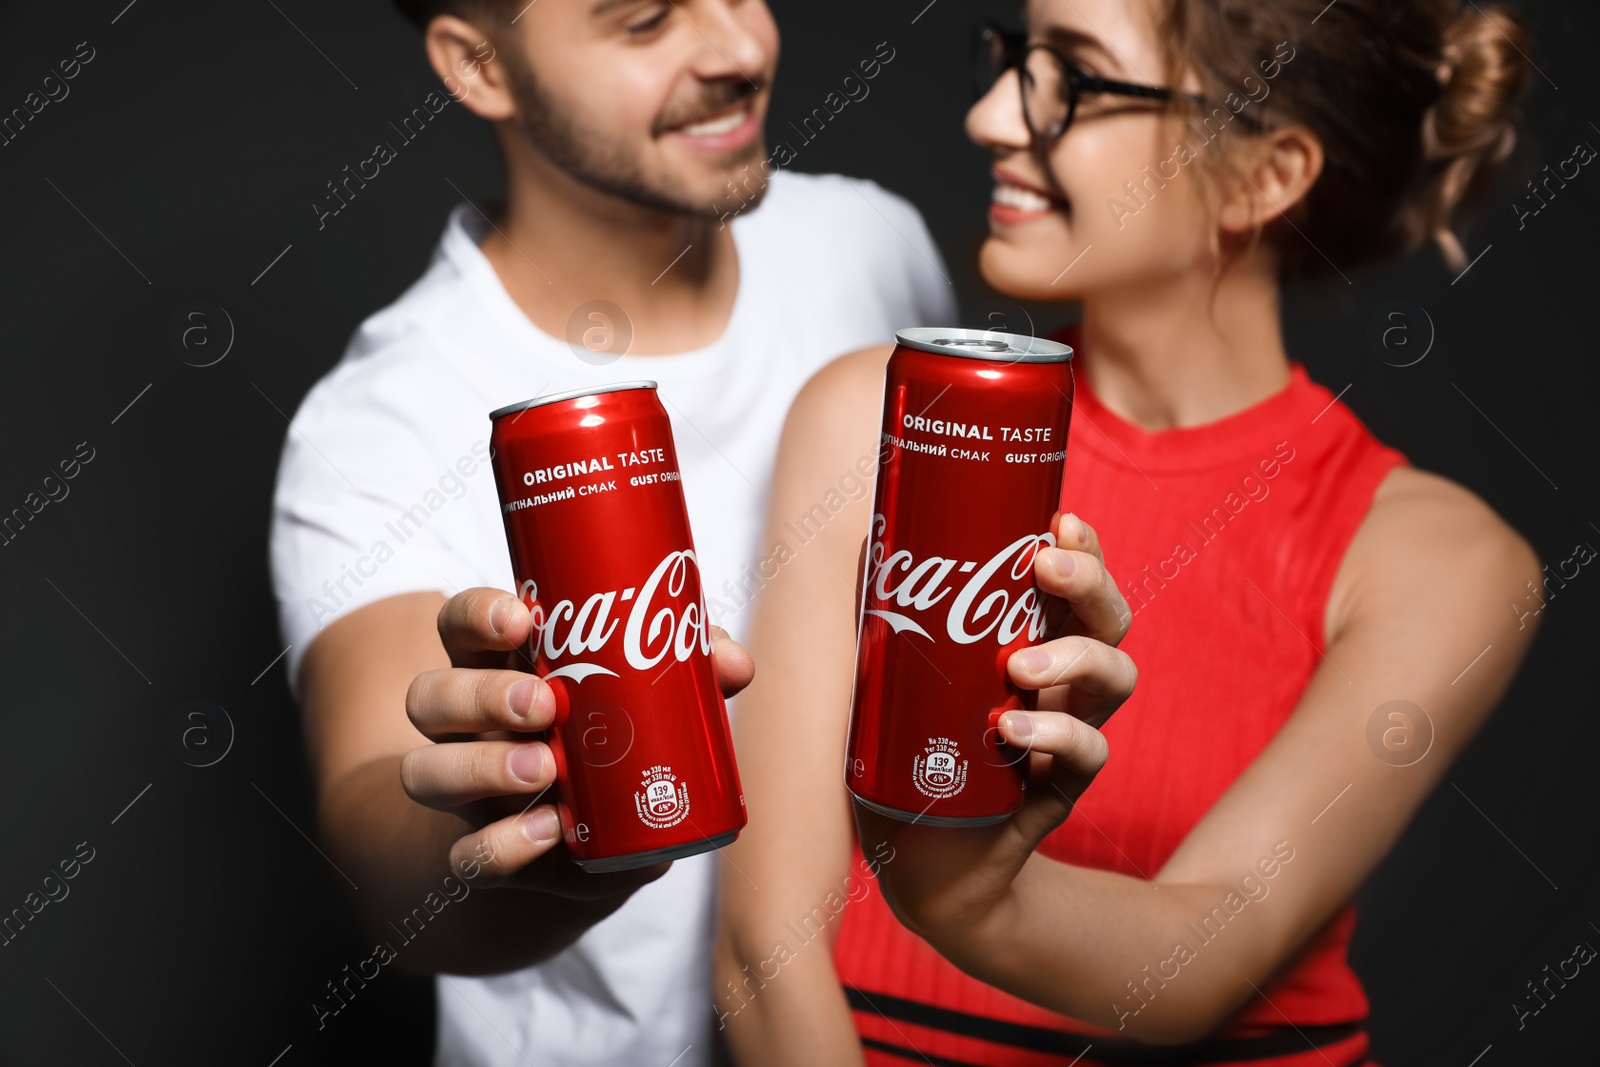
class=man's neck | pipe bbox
[478,136,741,356]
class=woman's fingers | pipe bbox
[1006,634,1137,723]
[1055,511,1101,562]
[710,626,756,698]
[1040,514,1132,647]
[1035,545,1132,647]
[996,709,1112,849]
[1030,550,1132,652]
[997,709,1109,781]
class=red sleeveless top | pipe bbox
[832,324,1408,1067]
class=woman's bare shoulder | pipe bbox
[1327,464,1540,645]
[792,344,895,412]
[1366,465,1528,546]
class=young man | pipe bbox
[268,1,952,1064]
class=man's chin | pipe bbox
[597,138,774,221]
[684,140,775,218]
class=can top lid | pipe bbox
[489,380,659,421]
[895,327,1073,364]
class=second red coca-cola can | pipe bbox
[488,381,745,871]
[845,328,1075,826]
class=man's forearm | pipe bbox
[320,755,624,976]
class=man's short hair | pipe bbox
[393,0,508,30]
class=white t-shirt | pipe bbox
[268,170,954,1067]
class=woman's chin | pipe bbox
[977,238,1087,304]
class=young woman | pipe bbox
[715,0,1539,1064]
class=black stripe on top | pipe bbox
[846,987,1366,1065]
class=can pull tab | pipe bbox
[935,338,1013,353]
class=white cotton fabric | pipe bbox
[268,170,954,1067]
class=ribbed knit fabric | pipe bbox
[833,323,1408,1067]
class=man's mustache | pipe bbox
[654,77,765,134]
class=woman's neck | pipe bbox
[1078,259,1292,432]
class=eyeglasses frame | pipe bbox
[972,21,1264,146]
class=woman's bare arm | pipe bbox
[865,465,1542,1043]
[714,345,1142,1060]
[714,348,894,1066]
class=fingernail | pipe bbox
[523,807,561,844]
[1062,513,1085,545]
[1016,647,1053,674]
[1001,711,1033,742]
[488,597,517,637]
[1047,548,1078,578]
[507,677,539,720]
[509,743,549,785]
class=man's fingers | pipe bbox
[451,813,674,900]
[1006,635,1137,711]
[407,667,556,738]
[401,739,556,810]
[1034,544,1132,646]
[447,804,565,888]
[438,587,534,666]
[510,853,673,900]
[710,626,755,698]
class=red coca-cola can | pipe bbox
[845,328,1074,826]
[488,381,745,871]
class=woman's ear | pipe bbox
[1217,125,1325,235]
[423,14,518,122]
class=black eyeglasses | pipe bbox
[971,21,1250,146]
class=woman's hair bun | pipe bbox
[1414,4,1534,269]
[1159,0,1537,279]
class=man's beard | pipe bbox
[506,59,769,220]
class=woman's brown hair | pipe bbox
[1161,0,1535,277]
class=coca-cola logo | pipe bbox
[861,514,1053,646]
[520,550,713,681]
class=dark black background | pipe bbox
[1,1,1595,1064]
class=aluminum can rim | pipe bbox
[489,380,659,422]
[894,327,1072,364]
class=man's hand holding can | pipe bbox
[400,586,754,901]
